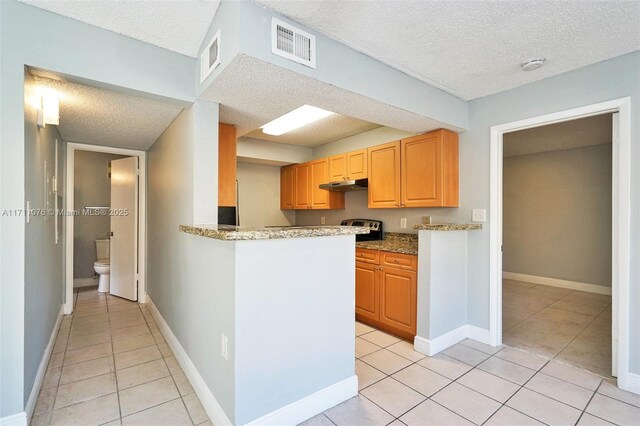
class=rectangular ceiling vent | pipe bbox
[201,29,221,83]
[271,18,316,69]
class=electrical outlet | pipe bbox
[321,216,326,225]
[221,333,228,360]
[472,209,487,222]
[423,216,432,225]
[400,218,407,228]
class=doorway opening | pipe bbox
[501,114,613,378]
[65,143,147,314]
[489,98,632,391]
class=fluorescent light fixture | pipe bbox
[261,105,334,136]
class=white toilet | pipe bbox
[94,239,110,293]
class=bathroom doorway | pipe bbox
[65,143,147,314]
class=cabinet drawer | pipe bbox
[380,252,417,271]
[355,248,379,264]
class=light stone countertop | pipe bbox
[413,223,483,231]
[356,232,419,255]
[179,224,369,241]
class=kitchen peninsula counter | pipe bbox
[179,224,368,240]
[356,232,419,255]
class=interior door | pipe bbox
[110,157,138,301]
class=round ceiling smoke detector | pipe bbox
[521,58,546,71]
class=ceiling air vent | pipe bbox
[201,29,221,82]
[271,18,316,69]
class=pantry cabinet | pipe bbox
[218,123,237,207]
[280,165,295,210]
[355,248,417,339]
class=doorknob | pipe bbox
[108,231,114,237]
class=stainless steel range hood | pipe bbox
[319,179,368,192]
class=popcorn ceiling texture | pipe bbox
[206,55,458,145]
[19,0,220,57]
[32,74,183,150]
[256,0,640,100]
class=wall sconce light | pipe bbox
[37,89,59,128]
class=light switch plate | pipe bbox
[400,218,407,228]
[472,209,486,222]
[321,216,325,225]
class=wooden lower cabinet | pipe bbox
[355,248,417,339]
[355,261,378,322]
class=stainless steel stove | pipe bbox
[340,219,383,241]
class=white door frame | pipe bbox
[65,143,147,314]
[489,97,632,390]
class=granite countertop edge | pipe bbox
[179,224,370,241]
[355,240,418,255]
[413,223,483,231]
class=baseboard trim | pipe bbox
[245,375,358,425]
[25,305,64,420]
[623,372,640,395]
[0,412,27,426]
[145,297,233,426]
[415,324,492,356]
[502,272,612,296]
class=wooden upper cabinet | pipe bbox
[329,149,368,181]
[346,149,367,180]
[328,154,347,181]
[401,129,459,207]
[293,162,311,209]
[310,158,330,209]
[218,123,237,207]
[280,165,295,210]
[368,141,401,208]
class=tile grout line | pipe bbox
[106,293,125,424]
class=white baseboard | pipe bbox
[25,305,64,420]
[415,324,492,356]
[623,372,640,396]
[145,297,233,426]
[245,375,357,426]
[502,272,612,296]
[0,412,27,426]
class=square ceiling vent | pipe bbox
[271,18,316,69]
[201,29,221,82]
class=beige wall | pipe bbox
[503,144,612,287]
[237,162,295,228]
[73,150,126,278]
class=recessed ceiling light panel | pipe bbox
[261,105,334,136]
[521,58,546,71]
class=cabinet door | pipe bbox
[368,141,401,208]
[310,159,330,209]
[218,123,237,207]
[294,163,311,210]
[401,133,441,207]
[346,149,367,180]
[328,154,347,181]
[356,261,379,322]
[280,166,295,210]
[379,266,416,335]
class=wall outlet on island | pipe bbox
[321,216,325,225]
[221,333,228,360]
[400,218,407,228]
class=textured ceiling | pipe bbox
[504,113,612,157]
[256,0,640,100]
[244,114,381,147]
[19,0,220,57]
[207,55,457,147]
[31,73,183,150]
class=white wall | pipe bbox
[23,70,65,405]
[503,144,612,287]
[237,162,295,228]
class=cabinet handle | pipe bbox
[394,203,399,207]
[394,259,400,263]
[400,203,406,207]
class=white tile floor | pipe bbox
[30,288,212,426]
[306,322,640,426]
